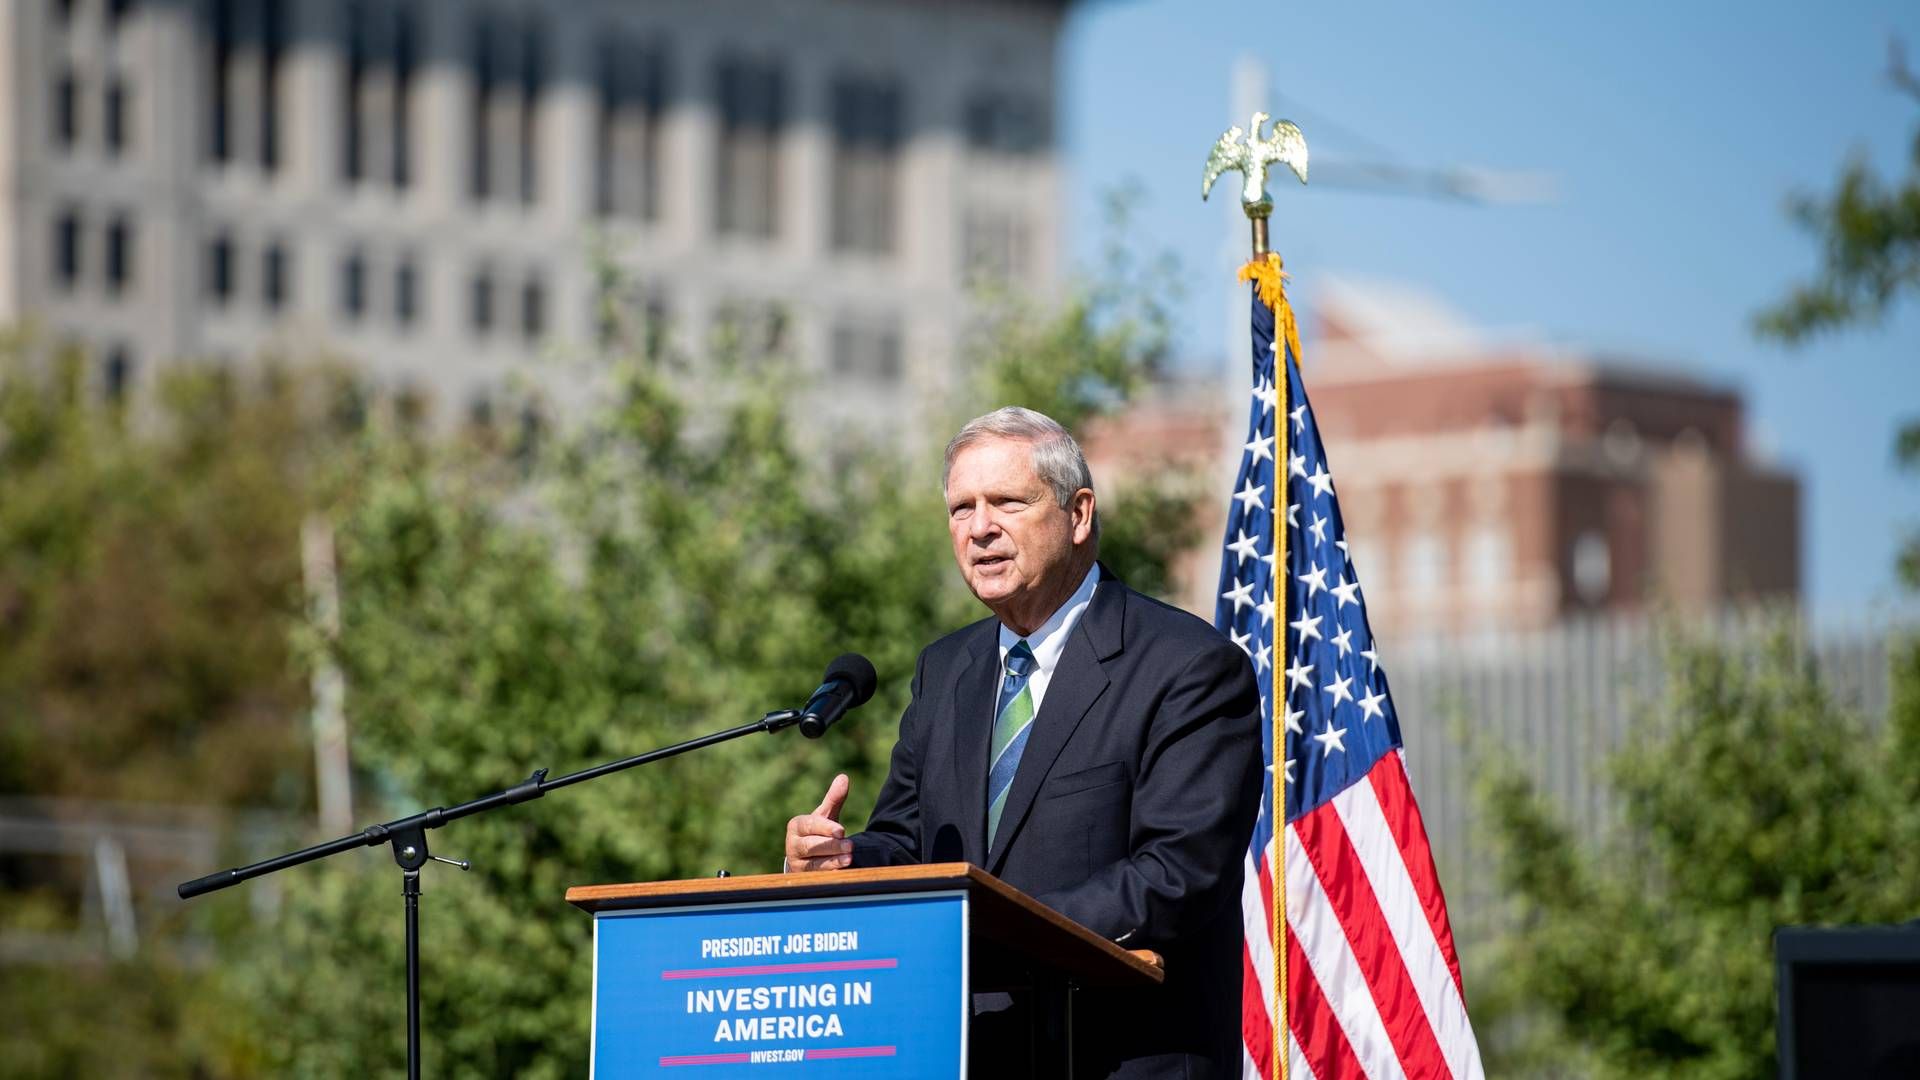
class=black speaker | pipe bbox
[1775,923,1920,1080]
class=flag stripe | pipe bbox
[1286,825,1400,1079]
[1283,870,1370,1080]
[1294,800,1452,1079]
[1371,751,1466,998]
[1336,767,1484,1080]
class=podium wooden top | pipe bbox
[567,862,1163,987]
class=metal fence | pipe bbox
[1382,607,1913,946]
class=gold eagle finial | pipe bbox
[1202,111,1309,221]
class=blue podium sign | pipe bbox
[591,891,969,1078]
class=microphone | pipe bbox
[798,654,878,739]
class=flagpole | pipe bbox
[1203,111,1307,1080]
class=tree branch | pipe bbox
[1889,37,1920,104]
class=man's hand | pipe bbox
[784,774,853,872]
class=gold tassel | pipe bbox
[1238,252,1304,366]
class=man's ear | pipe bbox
[1071,489,1096,544]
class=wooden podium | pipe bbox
[568,863,1162,1077]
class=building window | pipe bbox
[209,0,235,163]
[106,215,133,295]
[470,14,542,204]
[1399,532,1447,596]
[343,0,369,182]
[1572,530,1611,604]
[341,250,367,320]
[830,76,902,255]
[714,299,787,362]
[470,267,495,333]
[714,56,783,239]
[55,210,82,290]
[1464,525,1511,590]
[262,0,285,171]
[595,33,666,220]
[105,77,130,155]
[521,274,546,340]
[963,91,1046,155]
[207,232,235,304]
[103,345,134,403]
[517,22,543,205]
[393,4,417,188]
[830,317,903,383]
[395,257,419,327]
[54,68,79,149]
[263,242,290,311]
[961,206,1030,283]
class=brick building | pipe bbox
[1084,281,1801,643]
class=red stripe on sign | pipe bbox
[806,1046,897,1060]
[660,958,898,980]
[1294,798,1451,1079]
[658,1052,752,1066]
[1284,896,1365,1080]
[1370,754,1465,998]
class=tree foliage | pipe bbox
[1473,628,1920,1079]
[212,260,1195,1073]
[1756,42,1920,589]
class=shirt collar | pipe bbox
[998,563,1101,676]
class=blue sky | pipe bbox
[1060,1,1919,621]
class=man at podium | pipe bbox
[785,408,1263,1078]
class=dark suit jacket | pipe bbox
[850,569,1263,1078]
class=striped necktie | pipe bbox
[986,640,1037,847]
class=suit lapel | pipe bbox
[986,573,1126,872]
[948,623,998,866]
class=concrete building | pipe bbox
[0,0,1066,430]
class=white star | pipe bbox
[1330,626,1354,657]
[1330,577,1361,609]
[1336,539,1349,556]
[1285,657,1313,692]
[1306,465,1334,498]
[1296,562,1328,599]
[1323,674,1355,708]
[1229,626,1252,656]
[1290,403,1307,434]
[1253,639,1272,672]
[1288,452,1307,479]
[1253,378,1278,414]
[1284,703,1305,734]
[1244,434,1274,465]
[1308,513,1328,544]
[1221,579,1255,614]
[1227,529,1261,565]
[1283,757,1297,783]
[1289,612,1323,644]
[1286,502,1300,529]
[1313,723,1348,757]
[1257,589,1276,626]
[1361,646,1381,674]
[1233,479,1266,514]
[1357,685,1387,723]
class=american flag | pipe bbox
[1216,284,1485,1080]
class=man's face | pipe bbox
[944,438,1094,630]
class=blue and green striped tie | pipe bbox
[986,640,1037,846]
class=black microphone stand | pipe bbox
[178,707,809,1079]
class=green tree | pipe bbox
[1473,627,1920,1079]
[1756,41,1920,587]
[218,252,1200,1075]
